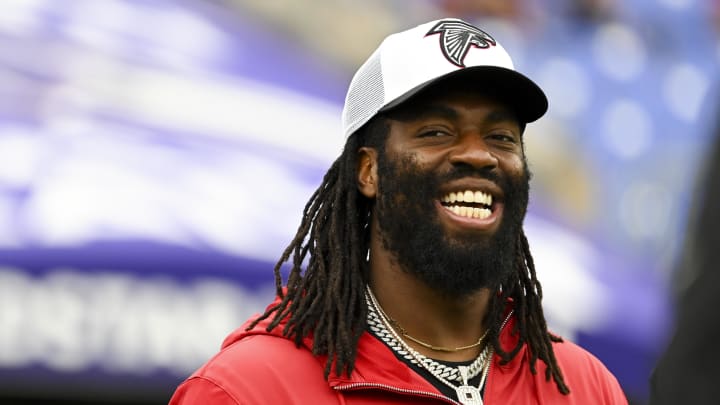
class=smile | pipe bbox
[440,190,493,220]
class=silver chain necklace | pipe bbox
[365,288,488,381]
[365,286,495,405]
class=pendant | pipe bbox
[456,384,483,405]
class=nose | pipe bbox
[447,133,498,170]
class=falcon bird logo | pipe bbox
[426,20,497,67]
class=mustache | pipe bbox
[435,165,506,188]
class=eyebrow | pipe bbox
[484,110,520,125]
[390,104,520,125]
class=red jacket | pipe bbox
[170,305,627,404]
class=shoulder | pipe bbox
[170,376,241,405]
[170,333,338,405]
[551,338,613,377]
[550,338,628,404]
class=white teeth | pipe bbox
[443,205,492,219]
[471,207,491,219]
[464,190,474,203]
[474,191,483,204]
[442,190,492,206]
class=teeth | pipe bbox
[444,205,491,219]
[474,191,483,204]
[442,190,492,206]
[464,190,474,203]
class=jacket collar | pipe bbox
[225,297,527,398]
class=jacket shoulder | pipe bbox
[170,376,240,405]
[170,332,338,404]
[550,339,628,404]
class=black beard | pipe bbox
[374,151,530,298]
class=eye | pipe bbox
[488,132,518,143]
[418,129,452,138]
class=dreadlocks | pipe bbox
[488,231,570,394]
[247,115,570,395]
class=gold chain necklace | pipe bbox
[391,318,490,352]
[371,290,490,353]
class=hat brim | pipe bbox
[379,66,548,124]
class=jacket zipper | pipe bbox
[481,311,513,403]
[333,382,461,404]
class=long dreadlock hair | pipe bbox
[246,115,570,395]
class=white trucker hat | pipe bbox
[341,18,548,138]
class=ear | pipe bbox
[357,147,378,198]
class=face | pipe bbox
[364,91,530,297]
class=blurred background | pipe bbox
[0,0,717,404]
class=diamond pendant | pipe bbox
[456,384,483,405]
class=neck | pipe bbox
[368,235,494,362]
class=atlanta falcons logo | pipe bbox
[425,20,496,68]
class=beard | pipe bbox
[373,151,530,298]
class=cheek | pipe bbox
[399,150,445,173]
[387,149,427,172]
[500,154,526,175]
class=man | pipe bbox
[169,18,627,404]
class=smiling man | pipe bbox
[169,18,627,405]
